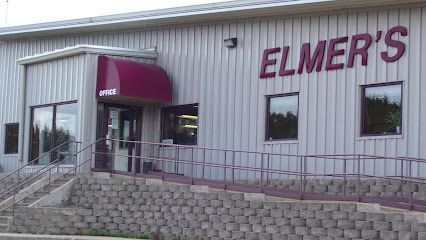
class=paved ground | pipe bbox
[0,233,137,240]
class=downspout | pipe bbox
[17,64,26,164]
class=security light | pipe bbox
[224,38,237,48]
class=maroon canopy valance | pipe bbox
[96,56,172,103]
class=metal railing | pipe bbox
[2,139,100,216]
[4,138,426,215]
[0,141,80,201]
[92,138,426,212]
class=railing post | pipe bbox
[202,149,206,179]
[400,159,404,199]
[266,154,270,188]
[299,156,303,200]
[48,167,51,192]
[343,158,347,196]
[17,168,20,192]
[175,146,179,175]
[260,153,264,190]
[74,142,78,174]
[409,160,413,210]
[160,145,164,180]
[303,156,307,194]
[191,148,194,185]
[224,150,227,190]
[357,155,361,202]
[232,151,235,184]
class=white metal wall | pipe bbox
[0,4,425,177]
[23,54,97,167]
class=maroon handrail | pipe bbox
[97,138,426,212]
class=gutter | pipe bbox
[0,0,424,40]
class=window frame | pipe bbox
[360,81,403,137]
[29,100,78,163]
[160,103,199,146]
[265,92,300,142]
[4,123,19,155]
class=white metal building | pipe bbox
[0,0,425,179]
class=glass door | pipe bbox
[95,103,141,173]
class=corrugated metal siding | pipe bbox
[0,4,424,177]
[23,54,90,165]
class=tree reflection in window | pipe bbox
[362,83,402,135]
[267,94,299,140]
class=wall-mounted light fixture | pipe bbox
[224,38,237,48]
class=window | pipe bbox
[361,82,402,136]
[161,104,198,145]
[266,94,299,141]
[30,102,77,164]
[4,123,19,154]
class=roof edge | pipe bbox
[17,44,158,65]
[1,0,425,41]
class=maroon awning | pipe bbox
[96,56,172,103]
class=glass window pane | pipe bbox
[55,103,77,163]
[362,84,402,135]
[4,124,19,154]
[162,104,198,145]
[31,106,54,164]
[267,95,298,140]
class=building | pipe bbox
[0,0,425,182]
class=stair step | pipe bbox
[0,217,9,225]
[32,192,48,198]
[22,197,39,205]
[0,223,8,233]
[16,203,30,208]
[0,210,12,217]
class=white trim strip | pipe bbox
[17,44,158,65]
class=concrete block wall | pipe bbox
[0,174,33,191]
[11,174,426,239]
[236,179,426,200]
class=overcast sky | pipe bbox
[0,0,230,27]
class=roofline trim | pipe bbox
[17,44,158,65]
[1,0,424,40]
[0,0,325,36]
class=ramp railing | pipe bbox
[92,138,426,212]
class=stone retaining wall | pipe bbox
[236,179,426,200]
[11,174,426,240]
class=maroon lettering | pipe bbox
[258,26,408,79]
[279,46,295,76]
[347,33,372,67]
[381,26,408,62]
[260,47,281,78]
[325,37,348,71]
[297,41,326,74]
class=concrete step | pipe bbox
[22,197,39,205]
[0,216,9,225]
[32,191,49,199]
[0,223,8,233]
[0,211,13,217]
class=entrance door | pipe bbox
[95,103,141,173]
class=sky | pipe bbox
[0,0,231,27]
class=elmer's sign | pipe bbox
[259,26,408,78]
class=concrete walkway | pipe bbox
[0,233,139,240]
